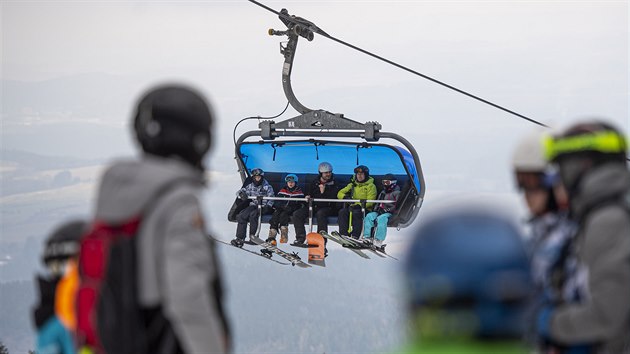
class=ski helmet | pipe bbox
[382,173,397,185]
[512,129,547,172]
[354,165,370,180]
[318,162,333,174]
[512,130,558,192]
[43,220,86,266]
[544,121,627,192]
[403,208,531,340]
[133,84,213,168]
[250,168,264,187]
[285,174,298,183]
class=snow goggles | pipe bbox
[285,174,298,182]
[515,171,557,191]
[354,167,368,174]
[382,179,397,186]
[251,168,264,176]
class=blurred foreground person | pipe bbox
[33,220,85,354]
[77,85,230,353]
[401,208,532,354]
[539,121,630,353]
[512,130,577,350]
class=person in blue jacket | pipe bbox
[33,220,86,354]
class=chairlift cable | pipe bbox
[246,0,548,128]
[233,101,290,147]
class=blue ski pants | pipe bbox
[363,212,391,241]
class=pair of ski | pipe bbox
[210,235,311,268]
[321,231,398,260]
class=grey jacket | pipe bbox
[95,155,228,354]
[550,164,630,353]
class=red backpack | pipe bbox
[76,182,188,354]
[76,217,147,354]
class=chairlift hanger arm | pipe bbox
[269,8,318,114]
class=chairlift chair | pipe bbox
[233,8,426,229]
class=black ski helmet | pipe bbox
[382,173,397,191]
[134,84,214,168]
[42,220,86,266]
[354,165,370,180]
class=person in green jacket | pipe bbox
[337,165,377,239]
[400,206,533,354]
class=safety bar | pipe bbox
[244,196,394,204]
[249,196,394,238]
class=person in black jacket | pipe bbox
[291,162,339,245]
[267,174,305,245]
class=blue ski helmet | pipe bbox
[285,174,298,183]
[403,207,532,340]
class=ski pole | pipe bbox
[360,199,367,240]
[255,195,264,238]
[308,197,313,233]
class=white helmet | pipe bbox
[318,161,333,173]
[512,129,547,172]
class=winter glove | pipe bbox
[238,190,248,201]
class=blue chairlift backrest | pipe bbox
[236,140,422,228]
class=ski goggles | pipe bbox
[251,168,264,176]
[285,174,298,182]
[354,167,368,174]
[382,179,397,186]
[515,171,557,191]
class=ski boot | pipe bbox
[291,238,306,247]
[280,226,289,243]
[230,238,244,247]
[267,229,278,246]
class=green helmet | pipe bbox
[544,121,627,192]
[544,121,627,162]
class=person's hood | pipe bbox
[95,155,204,223]
[572,164,630,218]
[351,176,374,186]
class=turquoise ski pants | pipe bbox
[363,212,391,241]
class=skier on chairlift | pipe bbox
[337,165,377,240]
[267,173,305,246]
[363,173,401,248]
[292,162,339,246]
[231,168,274,247]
